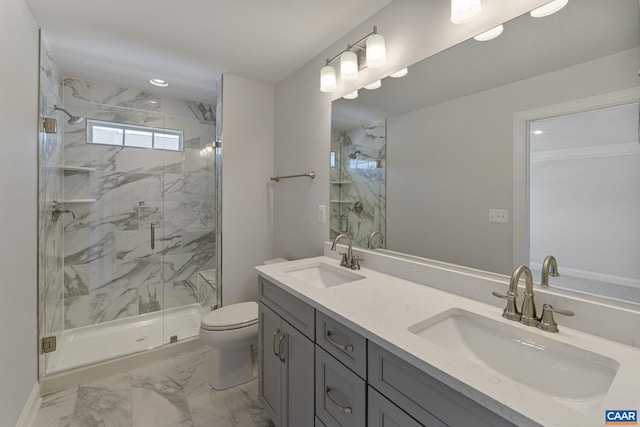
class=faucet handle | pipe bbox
[492,291,521,321]
[350,255,363,270]
[537,304,574,333]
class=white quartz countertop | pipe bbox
[255,256,640,427]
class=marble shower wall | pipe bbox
[330,121,386,248]
[38,33,64,351]
[61,77,217,329]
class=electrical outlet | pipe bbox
[489,209,509,223]
[318,205,327,223]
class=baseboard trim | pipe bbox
[15,382,41,427]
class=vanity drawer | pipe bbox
[368,386,425,427]
[316,346,366,427]
[316,311,367,378]
[368,342,516,427]
[259,276,315,340]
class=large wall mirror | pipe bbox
[330,0,640,304]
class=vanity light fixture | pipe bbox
[343,90,359,99]
[451,0,482,24]
[530,0,568,18]
[474,24,504,41]
[364,80,382,90]
[389,68,408,78]
[149,78,169,87]
[319,26,386,93]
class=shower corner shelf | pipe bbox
[61,165,96,172]
[59,199,96,204]
[330,199,351,203]
[331,181,352,185]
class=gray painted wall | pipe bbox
[0,0,39,423]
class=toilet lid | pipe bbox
[201,301,258,330]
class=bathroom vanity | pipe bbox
[256,250,640,427]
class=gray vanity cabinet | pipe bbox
[258,278,315,427]
[368,343,516,427]
[368,386,425,427]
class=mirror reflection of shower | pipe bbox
[54,104,84,125]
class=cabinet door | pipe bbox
[282,320,315,427]
[368,386,424,427]
[259,303,283,426]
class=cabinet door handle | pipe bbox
[272,328,281,357]
[150,223,155,250]
[277,333,286,363]
[326,387,352,414]
[326,331,353,352]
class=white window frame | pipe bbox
[86,119,184,152]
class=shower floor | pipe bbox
[46,304,204,374]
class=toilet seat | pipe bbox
[201,301,258,331]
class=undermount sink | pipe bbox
[284,262,364,288]
[409,308,619,410]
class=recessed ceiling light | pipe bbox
[390,68,408,78]
[149,79,169,87]
[474,24,504,41]
[530,0,568,18]
[364,80,382,90]
[533,130,544,135]
[343,90,358,99]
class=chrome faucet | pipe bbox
[331,233,353,268]
[541,255,559,286]
[493,265,537,324]
[367,230,385,249]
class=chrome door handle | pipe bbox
[277,333,285,362]
[272,328,281,357]
[150,223,155,250]
[326,387,352,414]
[326,331,353,352]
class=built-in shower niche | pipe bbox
[40,75,219,375]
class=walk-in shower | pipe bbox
[38,33,221,380]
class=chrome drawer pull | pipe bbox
[326,331,353,352]
[272,329,281,357]
[326,387,352,414]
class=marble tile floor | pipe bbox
[33,346,275,427]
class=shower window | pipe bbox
[86,119,184,151]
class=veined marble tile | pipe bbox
[187,386,256,427]
[70,372,132,427]
[64,77,161,112]
[185,101,216,123]
[33,386,78,427]
[131,359,194,427]
[235,380,275,427]
[175,347,212,397]
[64,287,139,329]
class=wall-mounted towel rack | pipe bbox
[270,172,315,182]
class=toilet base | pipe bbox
[208,346,255,390]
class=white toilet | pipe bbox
[199,258,288,390]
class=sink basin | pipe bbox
[284,263,364,288]
[409,308,619,410]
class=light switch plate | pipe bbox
[489,209,509,223]
[318,205,327,223]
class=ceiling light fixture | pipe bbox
[149,78,169,87]
[474,24,504,41]
[451,0,482,24]
[533,130,544,135]
[319,26,386,93]
[389,68,408,78]
[364,80,382,90]
[530,0,568,18]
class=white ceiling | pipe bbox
[25,0,393,103]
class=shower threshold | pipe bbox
[45,303,204,374]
